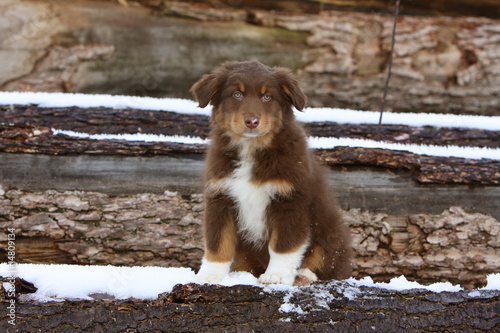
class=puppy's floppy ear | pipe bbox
[273,67,307,111]
[190,73,219,108]
[190,62,235,108]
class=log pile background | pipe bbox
[1,1,500,331]
[1,0,500,115]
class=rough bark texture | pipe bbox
[2,1,500,115]
[147,0,500,115]
[1,105,499,185]
[250,9,500,115]
[1,282,499,332]
[158,0,500,19]
[1,188,499,289]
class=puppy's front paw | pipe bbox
[196,260,231,285]
[259,270,296,286]
[294,268,318,286]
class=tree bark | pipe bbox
[1,282,499,332]
[1,188,499,289]
[156,0,500,19]
[1,105,499,185]
[3,1,500,115]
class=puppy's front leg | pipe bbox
[259,222,310,286]
[196,196,237,284]
[259,242,309,286]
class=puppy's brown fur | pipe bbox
[191,60,352,285]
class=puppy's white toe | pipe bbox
[196,260,231,284]
[259,271,296,286]
[295,268,318,286]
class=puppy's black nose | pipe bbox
[244,116,260,129]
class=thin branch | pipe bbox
[377,0,401,141]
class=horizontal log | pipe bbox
[1,281,499,332]
[1,188,499,288]
[1,152,500,221]
[3,105,499,148]
[1,105,499,186]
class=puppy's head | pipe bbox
[190,61,306,143]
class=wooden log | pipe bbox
[154,0,500,19]
[0,281,499,332]
[1,105,499,185]
[1,189,499,289]
[3,105,499,148]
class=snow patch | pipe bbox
[52,129,208,145]
[346,275,463,292]
[220,271,260,287]
[0,264,498,304]
[0,263,195,301]
[481,273,500,290]
[279,291,307,315]
[52,129,500,161]
[2,91,500,130]
[0,91,208,116]
[308,136,499,160]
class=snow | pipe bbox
[296,107,500,131]
[2,91,500,130]
[0,263,196,302]
[0,91,206,116]
[346,275,463,293]
[1,264,498,303]
[52,130,208,145]
[53,129,500,160]
[482,273,500,290]
[307,137,499,160]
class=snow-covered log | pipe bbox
[1,281,499,332]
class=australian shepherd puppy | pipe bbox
[190,60,353,285]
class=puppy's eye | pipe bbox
[262,93,271,102]
[233,91,243,99]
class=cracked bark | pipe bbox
[1,105,499,185]
[1,44,115,93]
[1,189,499,289]
[0,282,499,332]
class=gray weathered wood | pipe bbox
[1,152,499,220]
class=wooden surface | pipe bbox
[1,105,499,186]
[2,188,499,289]
[1,281,499,332]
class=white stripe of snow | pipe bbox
[51,129,208,145]
[2,92,500,130]
[0,91,210,116]
[308,137,500,160]
[1,264,497,302]
[53,129,499,160]
[298,107,500,131]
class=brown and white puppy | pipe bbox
[191,60,352,285]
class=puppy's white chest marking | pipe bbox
[225,156,270,246]
[209,143,294,247]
